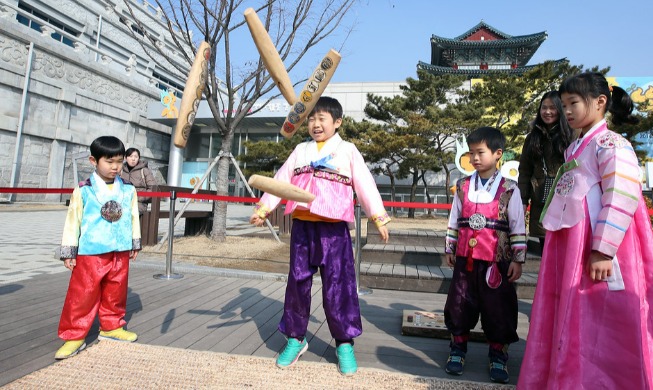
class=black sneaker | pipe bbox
[489,355,509,383]
[445,349,465,375]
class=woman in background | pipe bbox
[518,91,572,251]
[121,147,156,216]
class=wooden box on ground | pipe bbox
[401,310,486,342]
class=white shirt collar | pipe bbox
[467,170,502,204]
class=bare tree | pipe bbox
[123,0,357,242]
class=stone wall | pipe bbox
[0,1,181,202]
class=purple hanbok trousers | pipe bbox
[278,219,362,341]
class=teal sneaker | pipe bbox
[276,338,308,369]
[336,343,358,375]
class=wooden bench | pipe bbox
[268,206,292,235]
[141,185,214,246]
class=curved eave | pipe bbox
[430,32,547,47]
[416,59,567,77]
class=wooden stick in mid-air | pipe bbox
[174,41,211,148]
[244,8,296,105]
[279,49,341,139]
[248,174,315,203]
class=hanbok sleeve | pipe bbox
[350,146,390,227]
[60,187,83,259]
[508,186,527,263]
[593,134,641,257]
[445,187,462,254]
[253,149,297,219]
[131,189,142,250]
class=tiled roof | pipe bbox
[431,31,547,47]
[416,59,568,78]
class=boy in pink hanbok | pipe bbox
[249,96,390,376]
[518,73,653,389]
[444,127,526,384]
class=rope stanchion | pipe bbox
[153,190,183,280]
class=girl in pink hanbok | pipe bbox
[518,72,653,389]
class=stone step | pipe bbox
[359,262,537,300]
[361,244,541,273]
[367,228,446,246]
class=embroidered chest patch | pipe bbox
[597,132,628,149]
[555,172,574,196]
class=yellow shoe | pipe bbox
[98,327,138,342]
[54,339,86,360]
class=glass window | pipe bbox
[152,72,184,99]
[185,131,210,160]
[16,1,79,48]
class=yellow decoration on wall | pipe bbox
[160,89,179,118]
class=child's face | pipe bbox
[307,110,341,142]
[561,92,607,133]
[90,155,124,182]
[468,141,502,178]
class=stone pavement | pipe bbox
[0,203,265,284]
[0,204,527,387]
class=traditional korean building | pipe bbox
[418,21,566,77]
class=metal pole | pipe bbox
[355,202,372,295]
[154,190,183,280]
[94,15,102,62]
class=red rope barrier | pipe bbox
[0,187,73,194]
[3,187,653,215]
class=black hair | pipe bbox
[559,72,639,126]
[467,126,505,152]
[526,91,573,159]
[125,147,141,158]
[308,96,343,121]
[90,136,125,161]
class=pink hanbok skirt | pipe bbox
[517,198,653,389]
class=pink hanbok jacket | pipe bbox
[254,133,390,227]
[542,120,641,258]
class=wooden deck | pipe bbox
[0,264,530,387]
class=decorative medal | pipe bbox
[468,213,487,230]
[101,200,123,222]
[468,238,478,248]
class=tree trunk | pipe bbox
[387,168,397,217]
[408,170,419,218]
[210,131,235,242]
[421,173,432,216]
[442,160,452,205]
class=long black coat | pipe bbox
[517,128,565,237]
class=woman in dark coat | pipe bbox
[518,91,572,250]
[121,148,157,215]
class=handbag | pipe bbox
[540,157,554,204]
